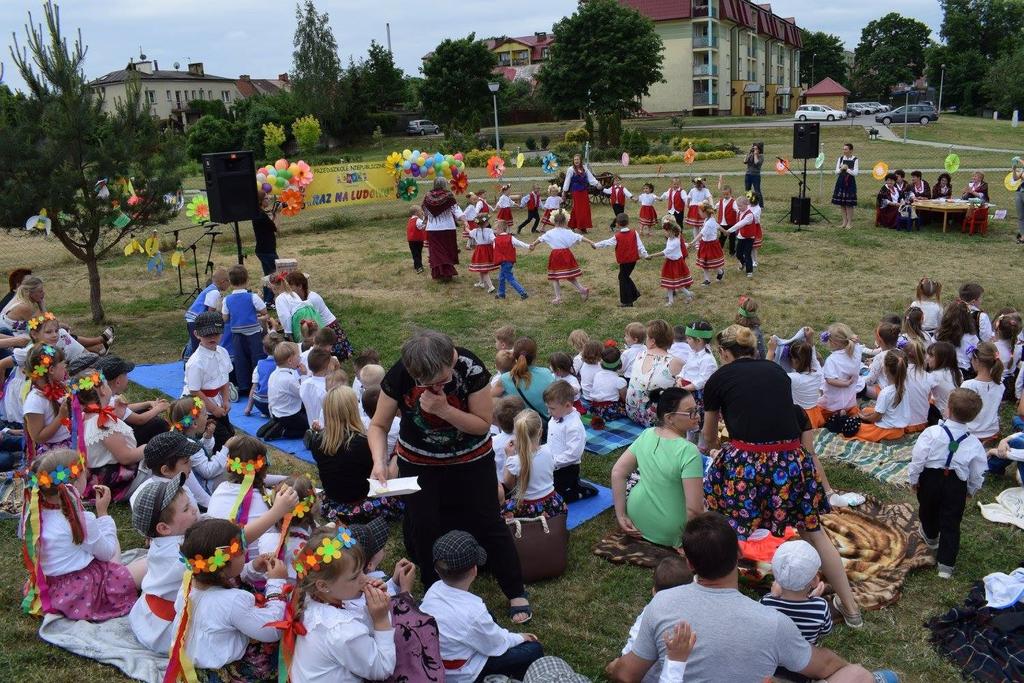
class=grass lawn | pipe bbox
[3,122,1023,682]
[906,114,1024,151]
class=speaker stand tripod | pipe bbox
[171,225,222,303]
[778,157,831,230]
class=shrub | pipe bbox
[438,129,477,155]
[525,136,537,151]
[262,122,286,158]
[291,115,322,156]
[540,134,550,149]
[564,127,589,143]
[552,140,581,157]
[367,112,400,134]
[186,115,240,161]
[622,128,650,157]
[463,148,509,168]
[649,142,673,156]
[635,154,672,164]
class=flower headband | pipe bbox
[292,526,358,577]
[28,344,59,380]
[26,311,56,331]
[170,397,205,432]
[685,326,714,340]
[180,530,246,574]
[26,453,86,490]
[69,370,105,394]
[819,331,831,343]
[895,336,909,350]
[227,454,266,476]
[603,339,618,348]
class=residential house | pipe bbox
[423,32,554,84]
[236,73,292,98]
[802,77,849,111]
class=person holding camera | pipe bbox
[743,142,764,205]
[831,143,859,229]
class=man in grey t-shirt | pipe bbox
[606,513,895,683]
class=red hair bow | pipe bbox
[84,403,119,428]
[603,339,618,348]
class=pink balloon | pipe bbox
[621,152,630,166]
[454,152,464,161]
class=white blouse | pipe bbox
[678,350,718,391]
[835,156,860,175]
[303,291,336,326]
[687,187,712,206]
[637,193,660,207]
[591,369,627,402]
[819,345,863,411]
[23,388,71,444]
[495,195,513,209]
[505,444,556,501]
[275,292,303,338]
[41,505,120,576]
[542,196,562,210]
[910,300,943,333]
[469,227,496,245]
[663,237,684,260]
[961,378,1003,438]
[929,368,959,418]
[538,227,582,249]
[699,218,722,242]
[84,414,137,469]
[424,203,467,232]
[291,598,396,683]
[183,345,233,406]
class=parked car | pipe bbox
[406,119,440,136]
[794,104,847,121]
[854,103,878,114]
[845,104,861,117]
[867,101,889,112]
[875,104,939,125]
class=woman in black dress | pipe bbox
[251,191,279,306]
[831,143,859,229]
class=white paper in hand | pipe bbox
[367,476,421,498]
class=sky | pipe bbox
[0,0,944,93]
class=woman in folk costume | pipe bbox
[831,143,859,229]
[876,173,901,229]
[684,177,713,239]
[421,179,470,282]
[561,154,601,232]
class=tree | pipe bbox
[362,41,406,111]
[186,115,240,160]
[1,2,183,322]
[420,34,497,132]
[799,30,847,86]
[187,98,229,119]
[982,44,1024,114]
[850,13,931,100]
[537,0,663,119]
[291,1,342,136]
[336,58,371,140]
[291,115,321,155]
[262,122,286,158]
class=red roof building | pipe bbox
[236,74,291,98]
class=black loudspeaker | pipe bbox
[202,151,258,224]
[790,197,811,225]
[792,122,820,159]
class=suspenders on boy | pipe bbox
[939,424,969,476]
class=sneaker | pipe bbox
[873,670,900,683]
[701,280,711,286]
[716,271,724,281]
[684,293,695,303]
[938,564,954,579]
[415,267,424,274]
[519,293,529,300]
[831,594,864,629]
[580,287,590,301]
[828,492,850,508]
[486,285,496,294]
[918,524,939,550]
[473,281,484,288]
[746,273,753,278]
[753,260,758,267]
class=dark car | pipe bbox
[876,105,939,126]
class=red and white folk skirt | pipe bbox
[684,204,703,230]
[469,244,497,273]
[752,223,764,250]
[638,205,657,229]
[547,248,582,280]
[541,209,555,227]
[568,190,593,232]
[696,239,726,270]
[496,206,513,222]
[660,257,692,290]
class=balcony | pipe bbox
[693,92,719,106]
[693,64,719,77]
[692,3,718,18]
[693,35,718,49]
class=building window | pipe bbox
[145,90,156,104]
[498,52,511,66]
[541,47,549,60]
[166,90,172,102]
[513,50,529,66]
[221,90,231,102]
[208,90,213,100]
[175,91,181,106]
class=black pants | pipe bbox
[476,641,545,681]
[617,262,640,306]
[736,238,754,274]
[408,240,424,271]
[398,453,525,600]
[131,416,170,445]
[254,252,278,306]
[211,413,235,453]
[258,408,308,440]
[609,203,625,228]
[553,463,596,502]
[719,228,737,255]
[516,209,540,233]
[917,467,967,567]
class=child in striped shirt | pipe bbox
[760,540,833,646]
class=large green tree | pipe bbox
[537,0,663,118]
[982,43,1024,115]
[1,2,183,321]
[850,13,931,100]
[291,1,342,135]
[362,41,406,111]
[799,30,847,86]
[419,34,497,133]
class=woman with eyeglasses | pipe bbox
[368,329,531,623]
[610,387,704,548]
[702,324,863,627]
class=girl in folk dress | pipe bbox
[529,210,596,304]
[501,408,568,519]
[462,191,491,247]
[649,216,694,306]
[693,202,727,285]
[832,143,859,229]
[467,221,498,294]
[911,276,944,335]
[22,343,71,459]
[818,323,864,419]
[748,191,765,269]
[494,184,518,226]
[685,177,713,239]
[540,184,562,229]
[634,183,661,236]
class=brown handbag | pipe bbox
[506,513,568,583]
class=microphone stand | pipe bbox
[775,156,831,229]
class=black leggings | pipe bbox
[736,238,754,274]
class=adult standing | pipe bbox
[625,320,684,427]
[370,330,531,622]
[421,178,469,281]
[611,387,704,547]
[1013,158,1024,244]
[251,191,279,306]
[831,143,859,229]
[562,154,601,233]
[492,337,556,422]
[743,141,764,200]
[701,324,862,626]
[0,268,32,316]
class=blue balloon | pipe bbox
[424,157,434,167]
[434,152,444,165]
[402,160,411,170]
[412,149,420,160]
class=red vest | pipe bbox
[614,230,640,264]
[406,216,423,242]
[610,185,626,205]
[668,188,686,212]
[494,233,516,263]
[717,197,737,226]
[527,191,539,210]
[737,209,758,239]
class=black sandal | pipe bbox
[508,594,532,624]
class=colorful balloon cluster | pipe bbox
[256,159,314,195]
[386,149,466,181]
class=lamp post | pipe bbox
[938,63,945,113]
[903,88,910,143]
[488,81,501,150]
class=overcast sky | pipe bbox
[1,0,943,92]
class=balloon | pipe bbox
[516,152,525,169]
[944,153,960,174]
[402,149,411,160]
[411,167,420,177]
[775,158,789,175]
[454,152,463,161]
[412,150,420,160]
[256,173,267,184]
[288,163,299,174]
[815,152,825,169]
[872,162,889,181]
[1005,171,1022,192]
[402,160,411,170]
[683,147,697,165]
[262,183,272,193]
[277,176,288,188]
[278,169,291,180]
[274,159,287,171]
[267,167,278,176]
[424,157,434,167]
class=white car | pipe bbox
[794,104,847,121]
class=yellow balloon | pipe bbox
[1005,171,1023,192]
[402,149,412,160]
[872,162,889,181]
[516,153,525,169]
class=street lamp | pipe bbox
[902,87,911,143]
[488,81,501,150]
[938,63,945,113]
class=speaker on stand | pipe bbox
[781,123,830,228]
[202,151,258,264]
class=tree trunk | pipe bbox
[85,254,105,323]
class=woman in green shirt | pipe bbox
[611,387,705,547]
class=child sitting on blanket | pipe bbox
[130,430,207,511]
[618,556,692,681]
[760,540,833,645]
[501,408,567,520]
[256,475,319,581]
[259,342,308,440]
[129,471,199,653]
[168,396,227,504]
[544,380,597,503]
[848,350,912,442]
[589,347,628,426]
[547,352,583,412]
[492,395,525,495]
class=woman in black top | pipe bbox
[306,385,403,525]
[251,191,279,305]
[702,324,862,626]
[370,329,530,622]
[743,141,764,201]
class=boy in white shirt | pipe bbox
[492,396,525,489]
[420,531,543,682]
[908,388,987,579]
[299,348,331,428]
[544,380,596,502]
[621,322,647,380]
[184,311,235,450]
[590,347,628,429]
[259,341,307,440]
[361,386,401,459]
[668,325,692,367]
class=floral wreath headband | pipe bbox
[26,311,56,332]
[293,526,358,577]
[180,530,246,574]
[170,397,205,432]
[263,489,317,519]
[28,344,59,380]
[227,454,267,476]
[25,453,86,490]
[69,370,105,394]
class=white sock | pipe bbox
[703,270,712,281]
[667,290,674,303]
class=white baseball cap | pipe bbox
[771,540,821,591]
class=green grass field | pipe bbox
[905,114,1024,151]
[2,121,1023,682]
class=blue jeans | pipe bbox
[988,454,1024,482]
[1013,416,1024,433]
[0,432,25,472]
[475,641,544,681]
[231,331,266,394]
[497,262,527,298]
[744,172,762,200]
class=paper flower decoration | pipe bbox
[621,152,630,167]
[516,152,525,169]
[316,537,343,563]
[227,455,266,475]
[397,177,419,201]
[294,161,314,188]
[944,153,960,174]
[450,173,468,195]
[24,209,52,236]
[775,158,789,175]
[486,155,505,179]
[541,153,558,174]
[280,188,304,217]
[147,252,165,275]
[683,147,697,165]
[819,331,831,343]
[338,527,356,548]
[1005,171,1023,192]
[124,236,143,256]
[186,195,210,224]
[386,151,404,178]
[815,152,826,169]
[872,162,889,181]
[170,241,186,268]
[144,232,160,257]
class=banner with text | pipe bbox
[304,161,394,209]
